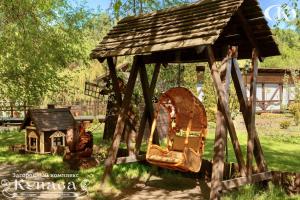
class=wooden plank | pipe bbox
[102,27,222,49]
[210,49,232,200]
[105,9,236,40]
[92,36,216,59]
[262,83,265,111]
[220,171,273,190]
[206,45,246,177]
[231,59,268,172]
[102,56,139,183]
[136,63,161,153]
[102,31,221,51]
[236,10,263,61]
[115,154,146,164]
[139,62,159,145]
[247,49,258,176]
[279,84,283,110]
[141,47,207,64]
[117,0,241,26]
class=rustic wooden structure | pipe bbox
[243,68,299,112]
[146,87,208,172]
[0,101,32,119]
[91,0,280,199]
[21,107,76,154]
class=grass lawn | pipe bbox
[0,116,299,199]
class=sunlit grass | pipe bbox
[0,118,299,199]
[224,183,300,200]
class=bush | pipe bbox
[288,103,300,126]
[280,120,291,129]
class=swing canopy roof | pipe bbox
[91,0,280,62]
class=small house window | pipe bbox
[50,131,66,148]
[53,137,63,146]
[30,138,37,151]
[28,131,38,152]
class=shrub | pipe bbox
[280,120,291,129]
[288,103,300,126]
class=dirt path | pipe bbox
[115,176,210,200]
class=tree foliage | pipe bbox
[261,29,300,68]
[0,0,94,105]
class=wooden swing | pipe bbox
[146,87,208,172]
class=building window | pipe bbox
[53,137,63,146]
[27,131,38,152]
[30,138,37,151]
[50,131,66,148]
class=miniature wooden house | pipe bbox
[21,108,76,154]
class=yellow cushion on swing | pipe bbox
[171,135,202,152]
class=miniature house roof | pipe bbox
[91,0,280,61]
[21,108,75,132]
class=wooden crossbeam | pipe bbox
[206,45,247,177]
[231,59,268,172]
[136,63,161,153]
[220,171,272,190]
[115,154,146,164]
[102,56,140,182]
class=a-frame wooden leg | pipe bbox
[102,56,140,183]
[207,45,247,178]
[139,62,160,146]
[247,49,258,176]
[231,58,268,172]
[107,57,122,105]
[136,63,161,153]
[210,54,232,200]
[107,57,138,156]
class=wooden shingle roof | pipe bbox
[91,0,280,60]
[21,108,75,132]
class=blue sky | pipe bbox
[78,0,297,27]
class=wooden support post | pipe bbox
[206,45,246,178]
[262,83,266,111]
[279,84,283,111]
[136,63,161,153]
[102,56,140,183]
[247,49,258,176]
[107,57,122,105]
[10,102,14,118]
[210,48,232,200]
[139,62,160,146]
[207,46,246,199]
[231,59,268,172]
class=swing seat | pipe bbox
[146,87,208,173]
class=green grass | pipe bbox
[203,129,300,172]
[0,118,299,199]
[224,183,300,200]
